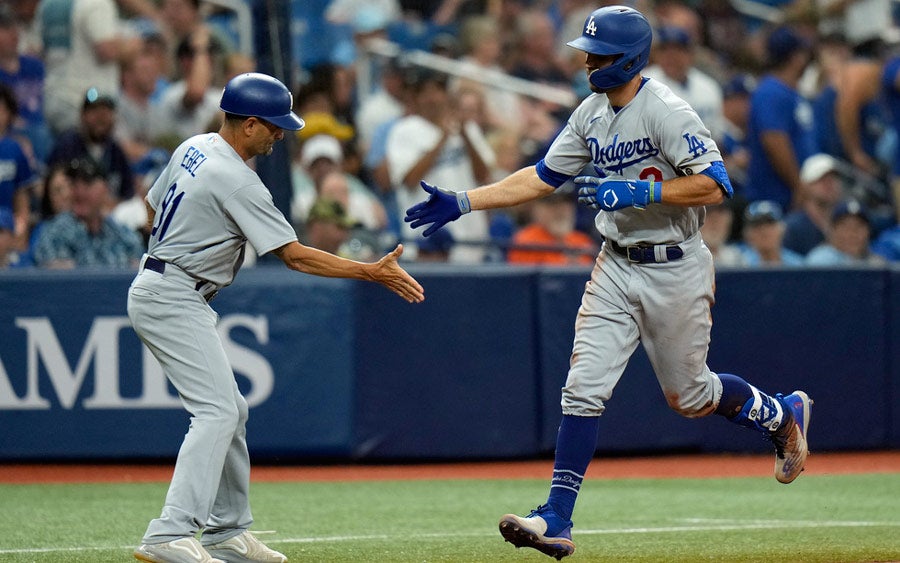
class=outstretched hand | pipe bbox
[404,181,471,237]
[371,244,425,303]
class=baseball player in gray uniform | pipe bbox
[129,73,424,563]
[405,6,811,560]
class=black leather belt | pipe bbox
[607,240,684,263]
[143,257,218,302]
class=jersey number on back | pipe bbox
[151,183,185,243]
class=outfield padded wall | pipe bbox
[0,265,896,460]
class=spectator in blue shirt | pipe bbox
[740,200,805,266]
[746,25,817,212]
[806,199,885,265]
[872,223,900,261]
[783,153,846,255]
[0,3,50,163]
[0,82,37,251]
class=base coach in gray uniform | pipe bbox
[129,73,424,563]
[405,6,810,561]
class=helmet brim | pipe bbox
[264,112,306,131]
[567,36,626,56]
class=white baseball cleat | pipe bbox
[499,504,575,560]
[134,537,225,563]
[205,531,287,563]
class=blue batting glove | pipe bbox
[404,181,472,237]
[574,176,661,211]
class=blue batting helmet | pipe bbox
[220,72,305,131]
[566,5,652,90]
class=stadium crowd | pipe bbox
[1,0,899,270]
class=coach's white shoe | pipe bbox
[134,537,225,563]
[205,531,287,563]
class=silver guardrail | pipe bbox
[357,36,578,107]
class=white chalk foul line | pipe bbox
[0,520,897,555]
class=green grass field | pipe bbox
[1,473,898,562]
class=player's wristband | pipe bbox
[456,191,472,215]
[647,180,661,204]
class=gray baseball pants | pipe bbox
[562,233,724,418]
[127,258,251,545]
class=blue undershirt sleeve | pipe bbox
[535,159,573,189]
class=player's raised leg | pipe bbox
[715,374,812,483]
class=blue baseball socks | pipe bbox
[716,373,790,433]
[545,376,788,522]
[546,414,601,521]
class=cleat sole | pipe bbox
[499,518,575,560]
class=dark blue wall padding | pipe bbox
[352,266,541,458]
[890,268,900,448]
[704,268,890,452]
[0,264,896,460]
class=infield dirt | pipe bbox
[1,451,898,484]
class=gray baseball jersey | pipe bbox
[542,78,726,418]
[543,78,723,246]
[146,132,297,287]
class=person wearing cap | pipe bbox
[740,199,805,266]
[291,134,388,234]
[720,74,755,196]
[302,196,355,256]
[32,157,144,269]
[0,82,37,252]
[297,111,355,143]
[806,199,885,265]
[37,0,140,135]
[46,87,135,207]
[783,153,846,255]
[643,25,726,143]
[745,25,817,212]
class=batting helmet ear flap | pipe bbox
[568,5,653,90]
